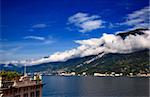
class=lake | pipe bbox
[42,76,149,97]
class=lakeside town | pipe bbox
[36,70,150,77]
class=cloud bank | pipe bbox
[25,29,150,65]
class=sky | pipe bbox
[0,0,149,63]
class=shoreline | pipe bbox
[42,74,150,78]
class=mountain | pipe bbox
[116,28,148,39]
[26,55,96,73]
[71,49,149,75]
[0,63,23,73]
[0,49,149,75]
[26,49,149,75]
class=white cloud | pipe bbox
[23,35,54,45]
[32,23,48,28]
[24,36,45,41]
[68,12,104,33]
[79,20,103,32]
[75,38,103,46]
[122,6,149,28]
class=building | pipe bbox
[82,72,86,76]
[94,72,123,77]
[0,74,43,97]
[59,72,76,76]
[137,73,150,77]
[94,73,106,76]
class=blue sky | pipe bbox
[0,0,149,62]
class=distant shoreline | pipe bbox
[42,75,150,78]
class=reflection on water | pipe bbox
[42,76,149,97]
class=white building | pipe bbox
[94,73,106,76]
[82,72,86,76]
[60,72,76,76]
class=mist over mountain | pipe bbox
[0,28,149,74]
[1,49,149,75]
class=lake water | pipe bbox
[42,76,149,97]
